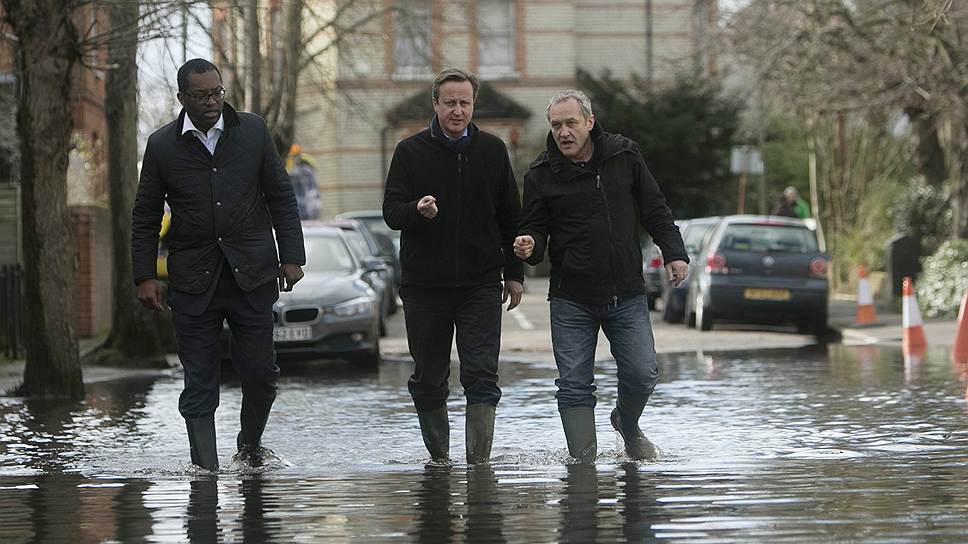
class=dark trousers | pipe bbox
[401,282,503,413]
[171,264,279,420]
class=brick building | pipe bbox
[214,0,717,217]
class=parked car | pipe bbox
[222,225,383,369]
[660,217,721,323]
[641,239,664,310]
[322,218,398,328]
[684,215,829,335]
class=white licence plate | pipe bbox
[273,326,312,342]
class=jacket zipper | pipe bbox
[596,171,619,304]
[455,152,463,287]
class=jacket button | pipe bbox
[216,201,222,206]
[234,268,239,272]
[205,270,210,274]
[217,237,222,242]
[212,167,217,172]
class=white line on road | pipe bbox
[511,309,535,330]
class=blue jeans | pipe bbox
[550,295,659,410]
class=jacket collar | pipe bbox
[429,116,479,152]
[175,102,241,143]
[533,122,630,181]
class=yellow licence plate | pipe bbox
[744,288,791,301]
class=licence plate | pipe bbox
[273,325,312,342]
[744,288,791,301]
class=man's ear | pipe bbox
[176,93,186,108]
[587,115,595,130]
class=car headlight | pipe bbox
[330,297,373,317]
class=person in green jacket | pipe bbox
[784,186,810,219]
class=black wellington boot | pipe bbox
[236,399,272,467]
[465,404,496,465]
[610,395,658,461]
[186,415,219,471]
[559,407,597,464]
[417,405,450,462]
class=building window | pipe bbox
[395,0,432,79]
[477,0,515,77]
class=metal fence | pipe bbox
[0,264,24,359]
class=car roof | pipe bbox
[299,224,344,236]
[335,210,382,219]
[719,214,814,229]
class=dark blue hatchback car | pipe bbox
[684,215,829,335]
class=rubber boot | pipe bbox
[417,405,450,462]
[559,407,597,464]
[610,395,658,461]
[186,415,219,471]
[236,399,272,467]
[465,404,496,465]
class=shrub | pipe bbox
[890,176,951,257]
[917,240,968,318]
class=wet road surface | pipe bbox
[3,344,968,542]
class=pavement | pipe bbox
[2,277,963,391]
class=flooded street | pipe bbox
[3,344,968,542]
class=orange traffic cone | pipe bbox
[902,276,927,354]
[953,289,968,365]
[855,265,877,325]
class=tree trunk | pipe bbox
[273,0,302,156]
[245,0,262,116]
[2,0,83,398]
[103,0,167,367]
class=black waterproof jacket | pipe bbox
[383,119,524,287]
[131,103,305,294]
[519,124,687,304]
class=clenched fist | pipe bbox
[513,235,534,260]
[417,195,438,219]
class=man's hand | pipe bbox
[279,263,304,292]
[503,280,524,311]
[666,260,689,287]
[137,279,166,311]
[513,235,534,260]
[417,195,438,219]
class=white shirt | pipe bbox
[182,113,224,155]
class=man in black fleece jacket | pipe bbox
[515,90,688,463]
[383,68,524,464]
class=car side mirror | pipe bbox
[363,256,388,273]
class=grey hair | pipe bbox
[546,90,594,120]
[432,68,480,101]
[784,186,799,197]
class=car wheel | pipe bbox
[696,292,713,331]
[647,294,657,311]
[812,312,829,338]
[685,292,696,328]
[379,315,387,337]
[350,336,381,371]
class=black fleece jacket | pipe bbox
[519,124,687,304]
[131,103,305,294]
[383,119,524,288]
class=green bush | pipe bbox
[890,176,951,256]
[917,240,968,318]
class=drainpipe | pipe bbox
[645,0,653,90]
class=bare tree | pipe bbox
[1,0,84,398]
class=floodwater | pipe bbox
[2,344,968,542]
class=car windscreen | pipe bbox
[720,224,818,253]
[683,222,717,253]
[304,234,356,273]
[343,229,373,259]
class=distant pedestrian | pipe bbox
[772,194,797,218]
[383,68,524,464]
[287,144,322,220]
[514,90,688,463]
[132,59,305,471]
[784,186,810,219]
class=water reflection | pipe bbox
[3,345,968,541]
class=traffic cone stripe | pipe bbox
[855,265,876,325]
[902,276,927,352]
[952,289,968,365]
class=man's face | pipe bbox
[433,80,475,139]
[549,98,594,160]
[177,70,224,129]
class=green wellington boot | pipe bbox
[610,396,659,461]
[417,405,450,462]
[559,407,597,464]
[186,415,219,471]
[465,404,496,464]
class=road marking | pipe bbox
[512,309,535,330]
